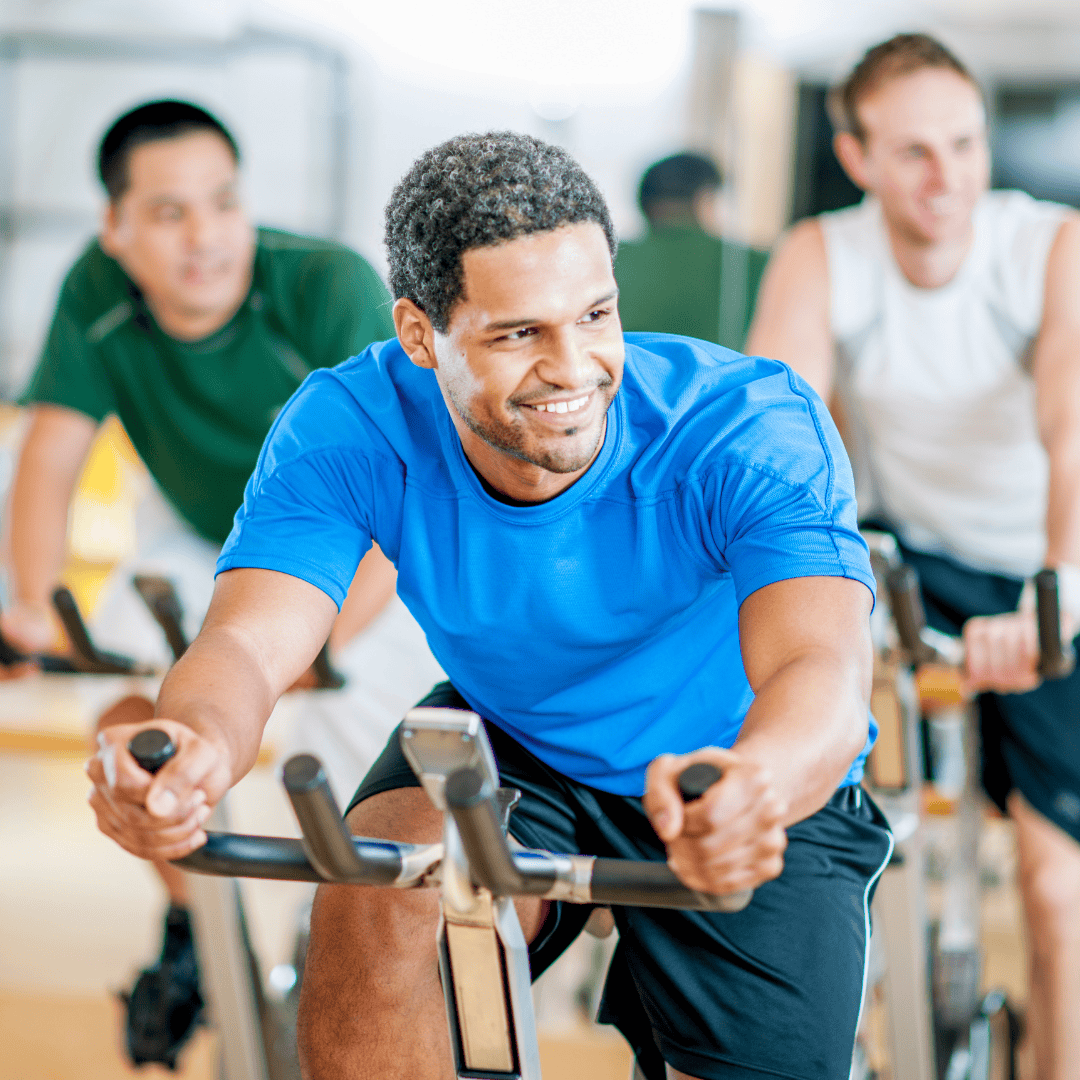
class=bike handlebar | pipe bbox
[128,733,752,913]
[885,563,1075,680]
[1035,569,1076,680]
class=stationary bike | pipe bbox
[858,530,1073,1080]
[129,709,747,1080]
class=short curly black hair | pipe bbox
[385,131,617,333]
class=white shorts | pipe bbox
[91,484,445,797]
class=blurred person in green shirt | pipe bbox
[615,152,769,351]
[0,99,442,1069]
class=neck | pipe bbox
[458,418,606,505]
[883,214,975,290]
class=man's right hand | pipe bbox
[0,601,55,680]
[0,600,55,652]
[86,718,232,862]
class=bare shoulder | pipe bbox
[745,219,833,392]
[774,217,828,265]
[756,220,829,309]
[1043,213,1080,313]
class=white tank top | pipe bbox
[820,190,1067,577]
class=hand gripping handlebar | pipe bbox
[884,563,1075,679]
[127,731,753,912]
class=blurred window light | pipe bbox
[260,0,693,96]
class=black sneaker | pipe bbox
[120,904,205,1070]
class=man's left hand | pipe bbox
[963,611,1042,694]
[644,747,788,896]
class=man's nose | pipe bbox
[926,150,961,195]
[535,326,600,389]
[185,209,219,251]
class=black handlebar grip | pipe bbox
[675,761,754,910]
[51,585,100,662]
[1036,569,1076,681]
[129,729,176,775]
[678,762,723,802]
[885,563,928,655]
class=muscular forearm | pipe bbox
[5,406,97,611]
[733,649,869,825]
[154,625,280,785]
[9,452,80,609]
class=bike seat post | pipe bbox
[400,708,539,1080]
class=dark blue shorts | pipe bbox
[348,683,894,1080]
[899,544,1080,844]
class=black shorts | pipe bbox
[348,683,895,1080]
[898,543,1080,845]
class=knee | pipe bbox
[297,885,441,1051]
[303,882,440,1000]
[1018,852,1080,949]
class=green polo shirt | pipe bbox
[20,228,394,544]
[615,224,769,351]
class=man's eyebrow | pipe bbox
[483,289,619,333]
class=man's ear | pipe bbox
[393,298,438,370]
[99,201,121,258]
[833,132,871,191]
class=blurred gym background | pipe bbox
[1,0,1078,1077]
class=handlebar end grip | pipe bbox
[678,762,723,803]
[282,754,328,795]
[1035,569,1076,681]
[885,563,928,655]
[445,766,491,808]
[129,729,175,775]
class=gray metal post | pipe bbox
[187,795,271,1080]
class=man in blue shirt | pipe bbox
[88,132,892,1080]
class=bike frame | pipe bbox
[135,708,748,1080]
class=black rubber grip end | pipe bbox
[445,766,489,808]
[129,729,175,775]
[678,762,723,803]
[282,754,326,793]
[1035,568,1076,680]
[885,563,927,653]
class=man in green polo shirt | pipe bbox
[615,152,770,351]
[0,99,442,1068]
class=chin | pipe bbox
[174,278,245,316]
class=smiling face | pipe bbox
[835,66,989,247]
[99,130,255,340]
[394,221,624,503]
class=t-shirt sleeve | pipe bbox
[215,374,394,608]
[697,371,875,607]
[293,247,395,371]
[18,275,117,422]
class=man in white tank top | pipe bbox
[747,34,1080,1080]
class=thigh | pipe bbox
[342,715,567,948]
[983,673,1080,844]
[604,788,893,1080]
[1008,789,1080,901]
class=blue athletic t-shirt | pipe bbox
[218,333,876,796]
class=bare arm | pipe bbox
[644,575,873,893]
[330,543,398,651]
[2,405,98,649]
[1034,215,1080,567]
[87,565,339,860]
[744,220,836,401]
[963,217,1080,693]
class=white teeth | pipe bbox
[532,394,589,414]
